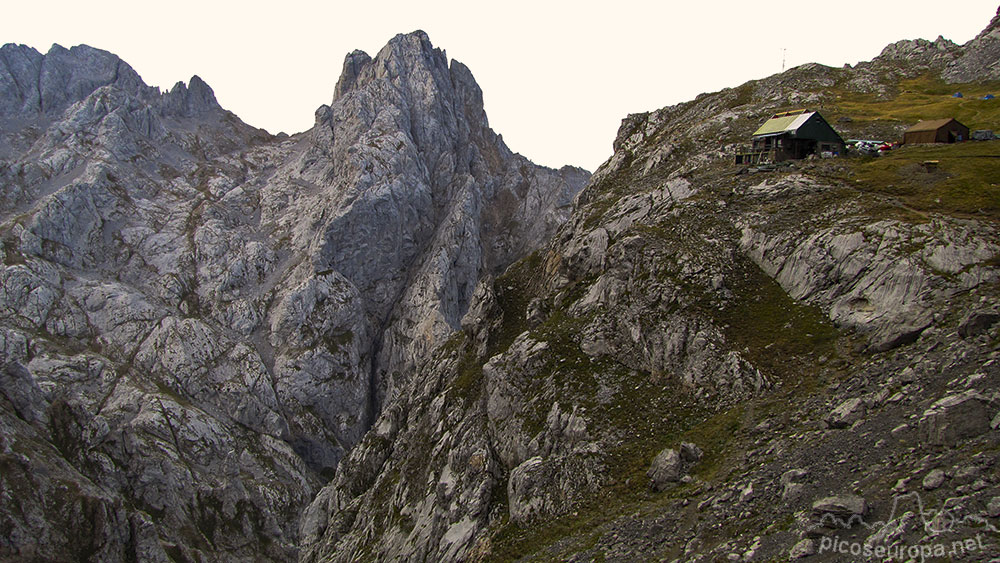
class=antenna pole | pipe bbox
[782,48,787,72]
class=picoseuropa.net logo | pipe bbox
[818,534,987,561]
[811,491,998,563]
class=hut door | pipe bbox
[802,140,817,159]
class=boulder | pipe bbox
[790,538,817,559]
[812,495,867,517]
[811,495,868,531]
[920,391,994,446]
[922,469,946,490]
[647,448,683,490]
[987,497,1000,518]
[647,442,702,491]
[827,397,866,429]
[958,310,1000,338]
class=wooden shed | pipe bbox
[739,110,845,164]
[902,118,970,144]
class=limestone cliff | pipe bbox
[0,34,586,561]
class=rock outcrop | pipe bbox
[943,6,1000,82]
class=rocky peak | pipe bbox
[0,43,156,119]
[866,5,1000,83]
[0,42,231,127]
[371,30,443,79]
[331,31,445,101]
[328,30,464,157]
[982,4,1000,37]
[298,32,589,412]
[872,35,961,67]
[159,74,222,117]
[333,49,372,100]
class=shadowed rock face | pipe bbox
[302,31,589,408]
[0,32,587,562]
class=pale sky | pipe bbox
[3,1,998,171]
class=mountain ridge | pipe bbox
[0,30,587,562]
[1,11,1000,563]
[299,12,1000,562]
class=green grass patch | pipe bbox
[490,251,545,353]
[712,258,839,381]
[153,377,194,408]
[727,83,756,109]
[487,498,617,562]
[323,330,354,355]
[837,142,1000,219]
[829,75,1000,132]
[452,346,485,401]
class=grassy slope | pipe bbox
[837,142,1000,219]
[825,75,1000,220]
[829,76,1000,134]
[722,72,1000,221]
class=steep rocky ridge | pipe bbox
[300,11,1000,562]
[944,6,1000,82]
[0,34,586,561]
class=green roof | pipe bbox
[751,110,845,144]
[753,111,811,136]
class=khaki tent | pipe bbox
[902,118,970,144]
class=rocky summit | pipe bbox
[2,9,1000,563]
